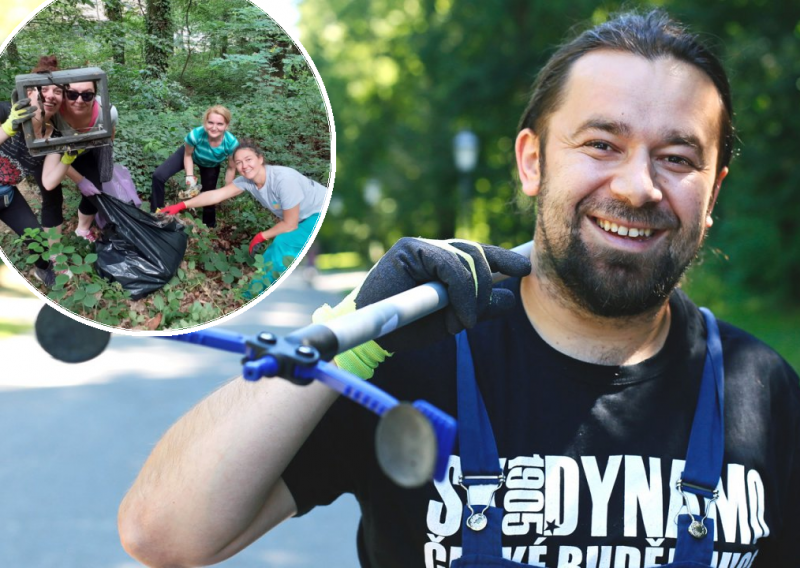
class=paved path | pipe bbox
[0,267,368,567]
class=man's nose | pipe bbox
[609,151,663,207]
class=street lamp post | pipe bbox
[453,130,479,235]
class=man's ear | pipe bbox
[516,128,543,197]
[706,166,728,228]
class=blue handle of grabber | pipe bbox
[162,241,533,483]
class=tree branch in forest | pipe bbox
[179,0,193,81]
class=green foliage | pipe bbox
[0,181,287,331]
[301,0,800,313]
[3,0,331,200]
[0,0,330,330]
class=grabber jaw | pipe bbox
[374,401,456,489]
[412,400,457,483]
[35,305,111,363]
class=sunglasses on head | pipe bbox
[65,89,96,102]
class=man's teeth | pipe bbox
[596,218,652,238]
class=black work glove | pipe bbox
[356,237,532,352]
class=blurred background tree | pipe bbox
[299,0,799,367]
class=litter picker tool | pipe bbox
[35,240,534,487]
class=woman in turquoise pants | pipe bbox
[158,139,328,298]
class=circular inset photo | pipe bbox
[0,0,334,333]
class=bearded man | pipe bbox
[119,10,799,568]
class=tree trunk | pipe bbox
[5,41,20,66]
[144,0,173,76]
[104,0,125,65]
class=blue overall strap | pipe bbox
[455,331,506,561]
[680,307,725,498]
[672,307,724,566]
[456,331,502,478]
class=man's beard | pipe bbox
[535,178,706,318]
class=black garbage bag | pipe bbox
[92,194,188,299]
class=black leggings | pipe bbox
[151,145,222,227]
[36,149,101,226]
[0,186,51,269]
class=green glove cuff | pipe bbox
[61,153,78,165]
[312,291,392,380]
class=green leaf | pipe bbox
[48,288,67,300]
[222,273,234,284]
[85,283,102,294]
[63,246,76,254]
[72,253,83,265]
[55,274,70,286]
[153,295,165,310]
[26,254,40,264]
[83,295,97,308]
[72,288,86,301]
[84,253,98,264]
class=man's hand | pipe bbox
[312,238,532,379]
[249,232,267,256]
[157,202,187,215]
[356,238,531,352]
[77,177,101,197]
[2,98,37,137]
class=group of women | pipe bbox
[1,55,328,298]
[0,55,114,288]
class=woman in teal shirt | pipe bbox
[150,105,238,227]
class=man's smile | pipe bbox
[592,215,654,238]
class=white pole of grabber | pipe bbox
[316,240,533,355]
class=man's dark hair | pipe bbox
[518,9,734,172]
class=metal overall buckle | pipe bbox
[676,478,719,539]
[458,473,505,531]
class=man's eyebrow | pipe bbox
[573,118,632,137]
[662,130,706,166]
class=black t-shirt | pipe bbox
[283,280,800,567]
[0,102,46,186]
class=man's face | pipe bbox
[516,50,728,317]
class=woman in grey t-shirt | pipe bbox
[158,139,327,297]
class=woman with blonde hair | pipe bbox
[158,139,327,297]
[150,105,239,227]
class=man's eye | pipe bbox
[666,155,695,168]
[586,141,612,151]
